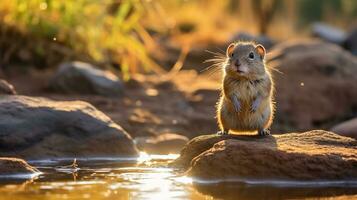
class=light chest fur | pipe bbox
[217,72,274,133]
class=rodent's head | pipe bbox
[224,42,267,79]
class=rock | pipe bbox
[312,22,347,44]
[134,133,189,154]
[50,61,123,97]
[331,118,357,139]
[0,95,138,159]
[230,32,275,49]
[0,157,39,176]
[0,79,16,95]
[268,40,357,132]
[194,183,357,200]
[172,130,357,180]
[344,28,357,55]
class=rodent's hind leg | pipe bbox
[217,129,229,135]
[258,128,270,136]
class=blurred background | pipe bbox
[0,0,357,141]
[1,2,357,200]
[1,0,356,72]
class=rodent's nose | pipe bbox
[234,59,241,67]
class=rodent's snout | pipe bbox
[234,59,241,67]
[233,59,247,73]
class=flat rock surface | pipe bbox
[0,95,138,159]
[172,130,357,181]
[0,157,39,175]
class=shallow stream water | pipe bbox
[0,153,356,200]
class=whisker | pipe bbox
[205,50,225,57]
[204,58,225,63]
[200,64,220,73]
[268,66,284,74]
[200,49,226,78]
[215,47,226,54]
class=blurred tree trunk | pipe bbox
[252,0,280,35]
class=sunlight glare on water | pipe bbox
[137,151,180,164]
[0,154,206,200]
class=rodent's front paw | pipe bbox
[250,106,258,113]
[250,104,258,113]
[234,102,241,113]
[232,96,241,113]
[250,99,260,113]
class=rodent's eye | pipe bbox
[248,52,254,59]
[230,53,234,57]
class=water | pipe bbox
[0,152,356,200]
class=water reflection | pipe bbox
[0,153,355,200]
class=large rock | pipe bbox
[268,40,357,132]
[0,157,39,176]
[331,118,357,139]
[0,95,138,159]
[312,22,347,44]
[50,61,123,97]
[172,130,357,180]
[344,28,357,55]
[0,79,16,95]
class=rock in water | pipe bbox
[331,118,357,140]
[268,40,357,132]
[0,79,16,95]
[172,130,357,181]
[0,157,39,176]
[0,95,138,159]
[50,61,123,97]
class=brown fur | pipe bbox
[216,42,275,134]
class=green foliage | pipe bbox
[298,0,357,24]
[0,0,157,78]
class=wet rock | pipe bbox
[331,118,357,139]
[0,157,39,176]
[231,32,275,49]
[344,28,357,55]
[135,133,189,154]
[268,40,357,132]
[172,130,357,180]
[0,79,16,95]
[0,95,138,159]
[312,22,347,44]
[50,61,123,97]
[194,182,357,200]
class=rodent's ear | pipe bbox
[226,43,235,57]
[255,44,266,59]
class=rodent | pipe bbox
[216,41,274,136]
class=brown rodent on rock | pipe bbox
[216,41,275,136]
